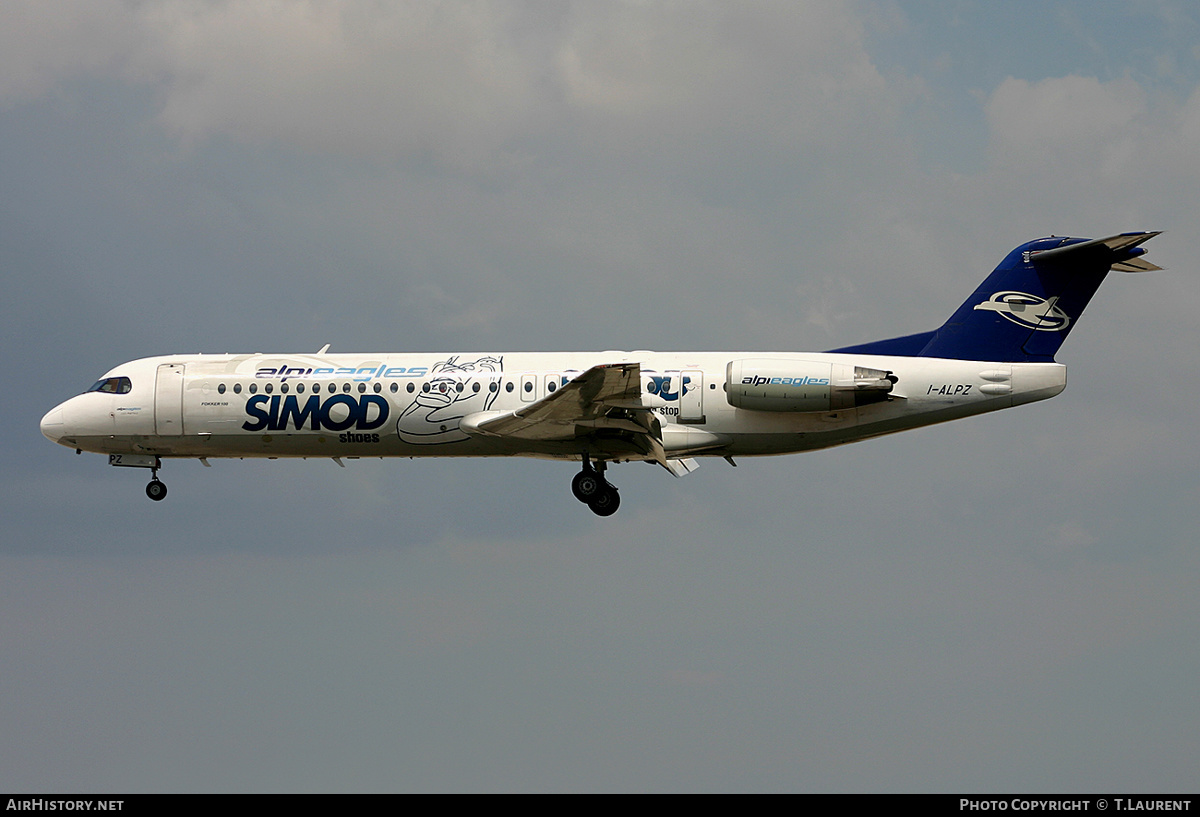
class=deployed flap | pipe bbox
[659,458,700,477]
[465,363,645,441]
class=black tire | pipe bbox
[571,470,602,502]
[587,485,620,517]
[146,480,168,501]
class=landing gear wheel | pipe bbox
[572,470,603,502]
[587,485,620,517]
[146,479,168,501]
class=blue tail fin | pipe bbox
[832,232,1161,362]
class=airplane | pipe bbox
[40,231,1161,516]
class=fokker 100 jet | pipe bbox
[41,232,1160,516]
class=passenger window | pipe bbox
[297,383,305,394]
[342,383,351,393]
[281,383,289,394]
[218,384,226,394]
[407,383,415,393]
[234,383,242,394]
[249,383,258,394]
[358,383,366,393]
[265,383,273,394]
[506,382,514,392]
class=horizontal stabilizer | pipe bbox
[1028,231,1164,272]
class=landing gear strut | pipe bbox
[571,456,620,517]
[146,465,167,502]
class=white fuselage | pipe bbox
[40,350,1067,462]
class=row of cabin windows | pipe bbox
[217,381,418,395]
[212,380,525,396]
[209,376,712,398]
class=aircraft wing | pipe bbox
[462,362,648,441]
[460,363,686,470]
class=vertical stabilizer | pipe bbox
[915,232,1160,362]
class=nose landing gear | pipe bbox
[109,453,168,502]
[146,463,167,501]
[571,456,620,517]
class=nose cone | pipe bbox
[40,405,66,444]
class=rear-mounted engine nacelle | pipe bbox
[726,359,895,412]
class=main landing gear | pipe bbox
[571,457,620,517]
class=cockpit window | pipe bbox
[86,377,132,395]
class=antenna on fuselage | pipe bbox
[317,343,331,354]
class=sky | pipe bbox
[2,0,1198,792]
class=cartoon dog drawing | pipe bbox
[396,355,503,444]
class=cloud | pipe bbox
[985,75,1148,177]
[0,0,137,103]
[2,1,897,172]
[978,72,1200,225]
[553,2,888,142]
[131,0,543,166]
